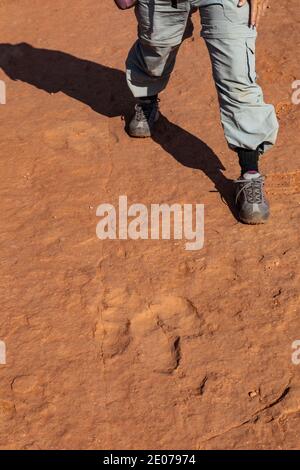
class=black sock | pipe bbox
[237,148,260,175]
[139,95,158,102]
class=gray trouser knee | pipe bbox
[126,40,181,97]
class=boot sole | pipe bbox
[239,213,270,225]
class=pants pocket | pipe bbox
[246,38,256,83]
[136,0,189,47]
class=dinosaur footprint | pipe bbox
[94,287,139,360]
[131,295,204,374]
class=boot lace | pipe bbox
[235,177,265,204]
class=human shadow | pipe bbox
[0,42,134,118]
[0,39,236,217]
[153,116,236,216]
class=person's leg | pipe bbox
[126,0,191,137]
[200,0,279,223]
[126,41,182,99]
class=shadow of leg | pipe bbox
[153,115,237,218]
[0,42,134,117]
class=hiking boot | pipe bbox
[128,97,160,138]
[235,171,270,224]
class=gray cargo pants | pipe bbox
[126,0,279,152]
